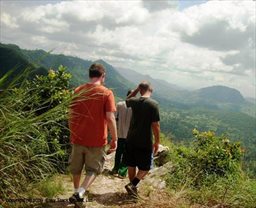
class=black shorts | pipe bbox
[125,144,153,171]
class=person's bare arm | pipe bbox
[152,121,160,155]
[126,86,140,99]
[106,112,118,153]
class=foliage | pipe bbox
[160,108,256,175]
[0,43,47,88]
[36,176,65,198]
[0,66,72,198]
[23,65,71,112]
[188,177,256,208]
[191,129,242,177]
[166,130,243,188]
[163,130,255,207]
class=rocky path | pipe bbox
[40,153,175,208]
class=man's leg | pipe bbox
[112,139,123,173]
[125,169,149,197]
[118,139,128,177]
[69,145,85,203]
[73,174,81,189]
[75,172,97,199]
[75,146,105,198]
[80,172,97,191]
[128,166,136,182]
[69,145,85,191]
[135,170,149,180]
[125,148,152,197]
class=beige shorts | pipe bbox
[69,144,107,175]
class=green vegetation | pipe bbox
[0,66,72,198]
[36,176,65,198]
[162,131,256,208]
[0,43,47,87]
[160,108,256,175]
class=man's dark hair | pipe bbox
[139,81,153,93]
[89,63,105,78]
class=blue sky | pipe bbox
[179,0,208,10]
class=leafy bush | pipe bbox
[165,130,256,207]
[191,129,242,177]
[0,66,72,198]
[168,130,243,187]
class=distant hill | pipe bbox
[196,85,245,104]
[1,43,253,111]
[246,97,256,104]
[22,49,134,99]
[116,67,188,101]
[22,48,92,86]
[0,43,47,87]
[0,43,133,99]
[115,66,252,112]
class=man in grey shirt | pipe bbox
[112,90,132,177]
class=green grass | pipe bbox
[188,177,256,208]
[36,176,65,198]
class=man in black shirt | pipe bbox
[125,81,160,197]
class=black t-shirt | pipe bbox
[126,97,160,150]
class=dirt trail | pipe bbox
[57,153,132,207]
[47,153,174,208]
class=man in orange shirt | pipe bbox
[68,63,117,204]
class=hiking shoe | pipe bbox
[118,174,126,179]
[125,183,138,197]
[110,169,118,175]
[69,192,84,203]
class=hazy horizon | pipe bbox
[1,0,255,98]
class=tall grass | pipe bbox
[0,66,72,198]
[36,176,65,198]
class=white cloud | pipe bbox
[1,12,19,28]
[0,0,255,98]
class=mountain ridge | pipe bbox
[1,42,253,111]
[115,65,250,110]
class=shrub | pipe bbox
[0,66,72,198]
[165,130,256,207]
[168,130,243,187]
[192,129,242,176]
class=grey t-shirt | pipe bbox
[116,101,132,139]
[126,97,160,150]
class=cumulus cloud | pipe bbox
[181,20,252,51]
[0,0,255,98]
[1,12,19,29]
